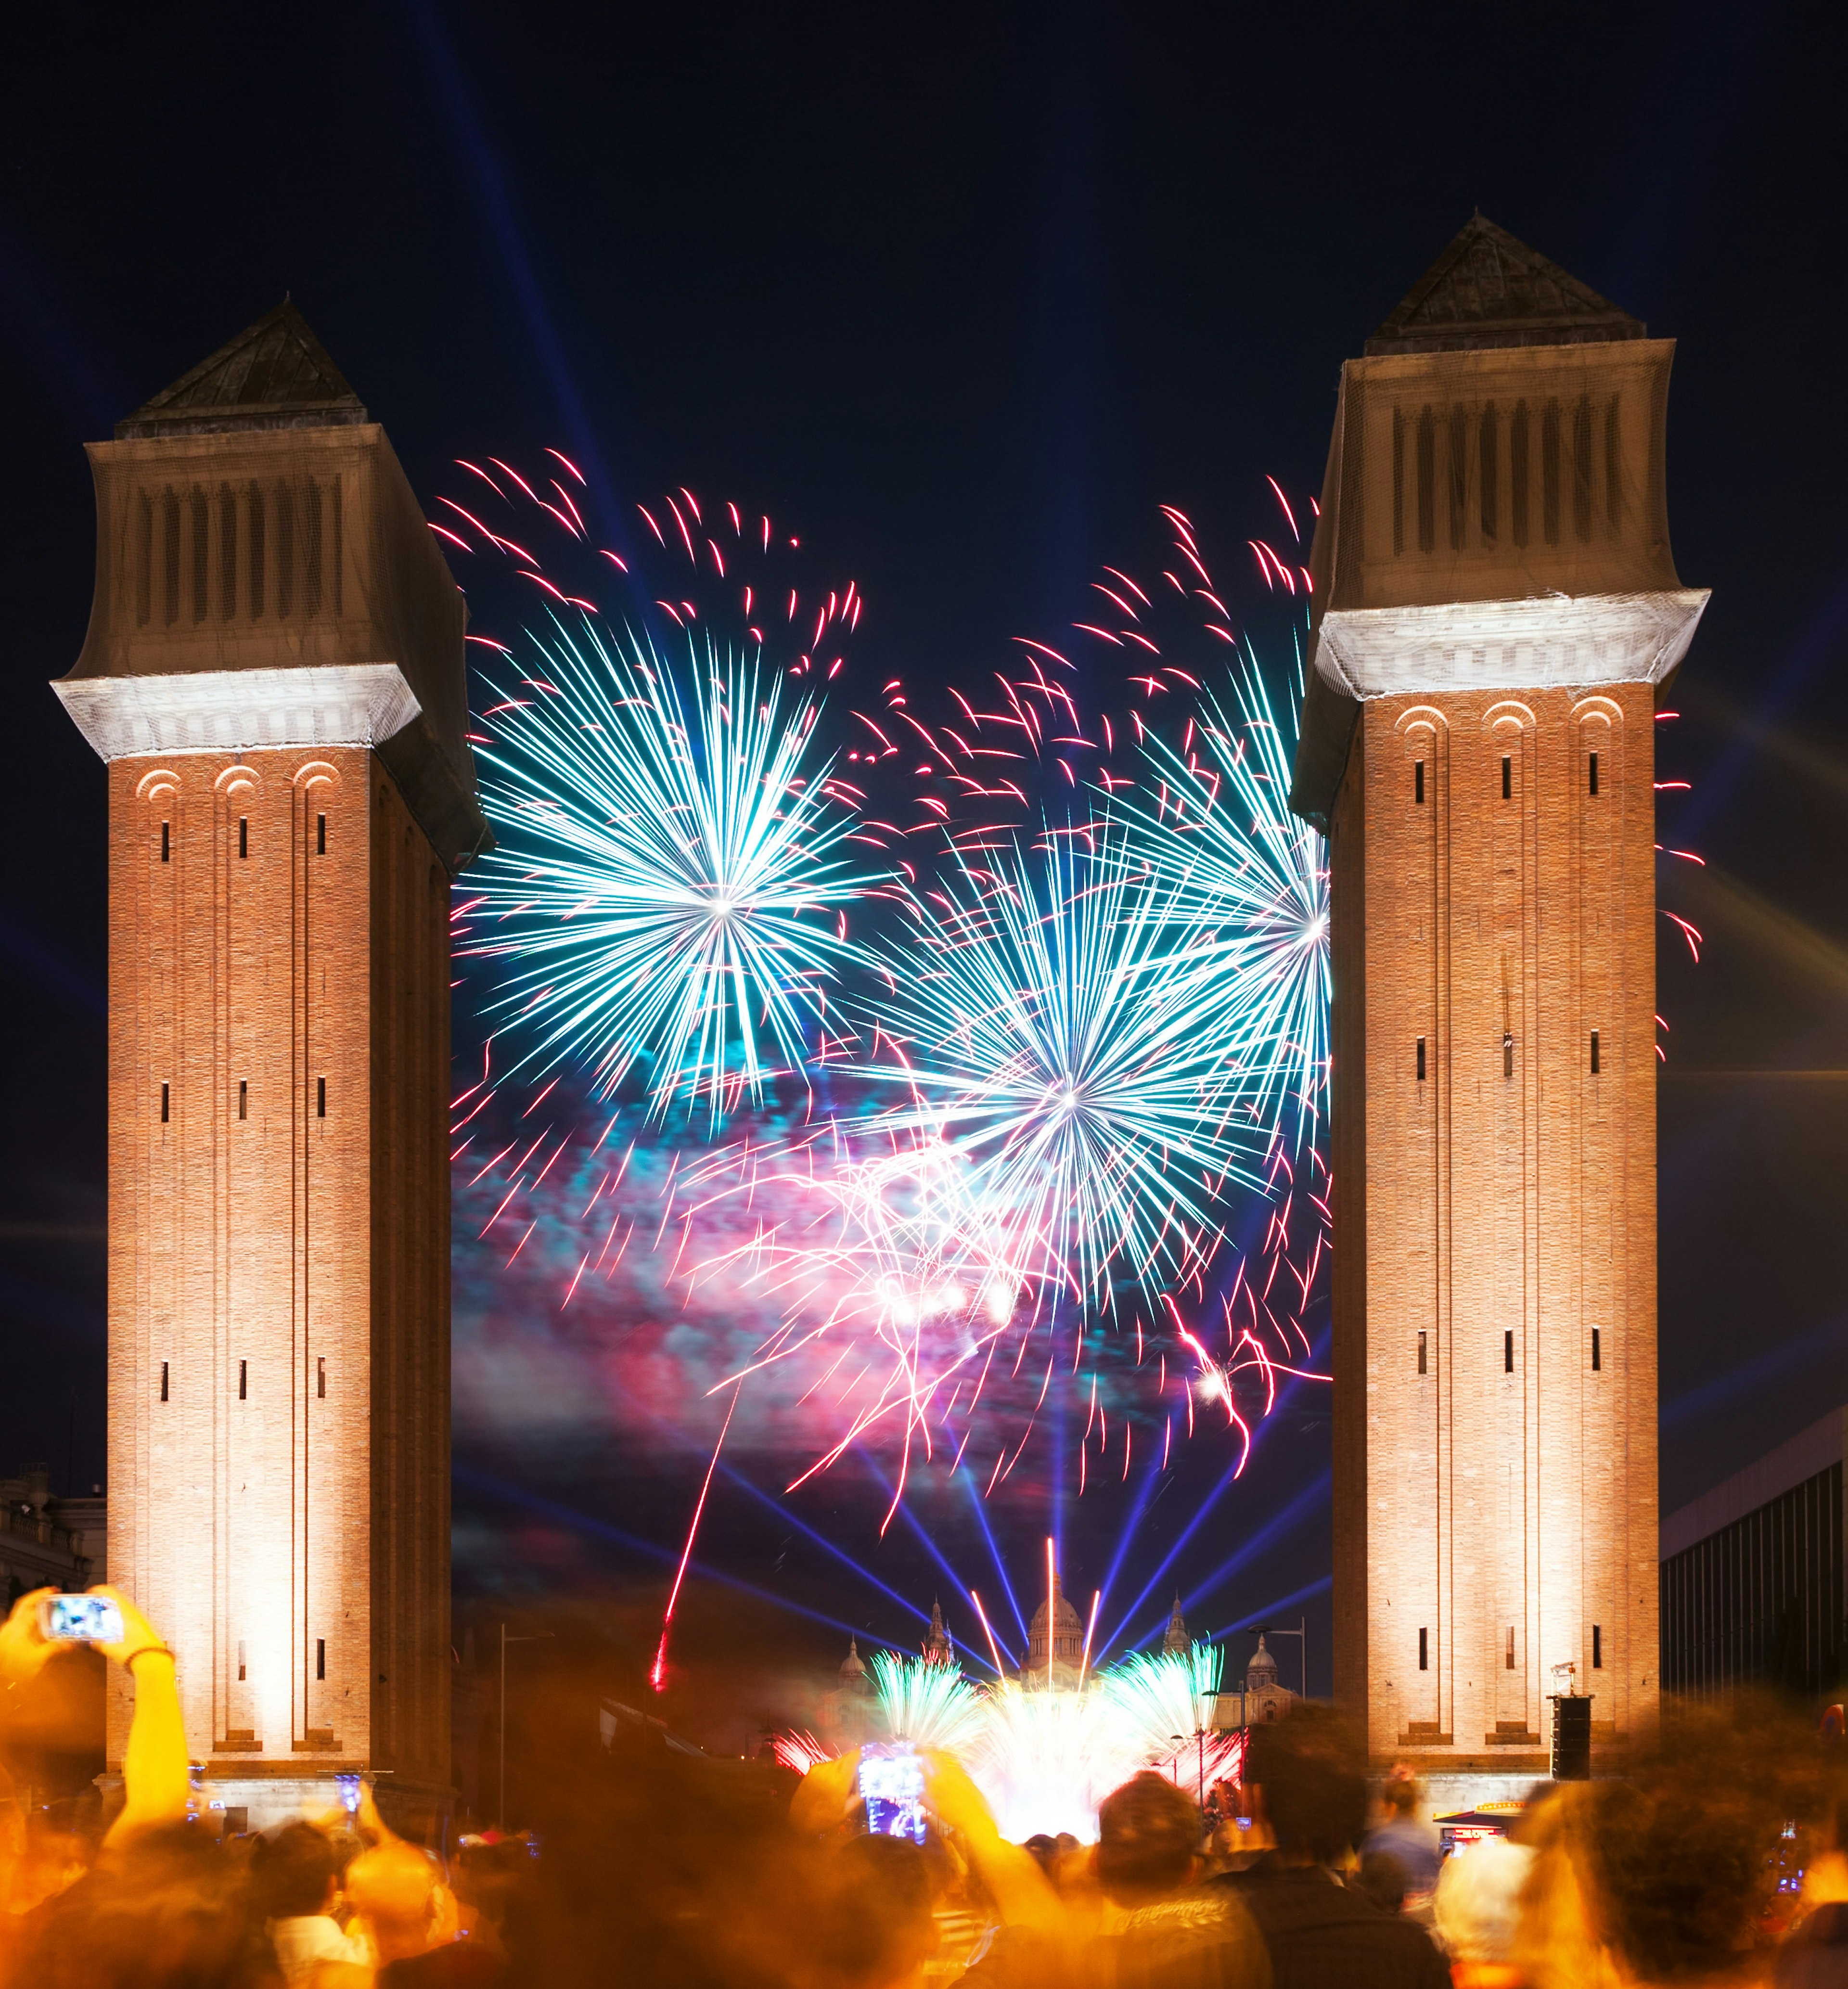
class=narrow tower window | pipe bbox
[237,1641,247,1682]
[317,1356,326,1399]
[1589,750,1600,796]
[160,1361,169,1402]
[1592,1625,1604,1669]
[218,483,237,618]
[1573,396,1594,542]
[1504,1330,1514,1373]
[238,816,248,860]
[161,488,180,623]
[135,491,154,625]
[160,821,170,863]
[1417,1331,1427,1375]
[1414,759,1425,805]
[1416,1037,1427,1081]
[1501,755,1512,800]
[1506,1627,1516,1669]
[1392,406,1408,557]
[1416,407,1436,554]
[1604,397,1623,527]
[317,812,327,855]
[1542,399,1562,545]
[1591,1327,1603,1372]
[1478,400,1499,542]
[238,1359,247,1400]
[1590,1031,1601,1075]
[238,1079,247,1121]
[1447,403,1467,552]
[317,1076,327,1118]
[160,1082,170,1124]
[247,482,265,616]
[1503,1032,1514,1078]
[316,1639,326,1681]
[1510,400,1530,546]
[1418,1627,1429,1671]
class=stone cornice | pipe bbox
[52,662,421,760]
[1310,588,1710,701]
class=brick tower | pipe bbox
[55,304,488,1826]
[1290,218,1707,1795]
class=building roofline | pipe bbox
[1660,1405,1848,1560]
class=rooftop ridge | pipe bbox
[117,300,367,440]
[1365,213,1645,357]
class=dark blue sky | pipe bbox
[3,0,1845,1716]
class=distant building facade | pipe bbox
[1019,1574,1085,1691]
[0,1465,106,1601]
[1661,1407,1848,1702]
[820,1640,882,1750]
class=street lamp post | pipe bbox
[498,1623,555,1833]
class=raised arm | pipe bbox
[87,1585,190,1845]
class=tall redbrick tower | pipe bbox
[55,305,487,1826]
[1290,218,1707,1795]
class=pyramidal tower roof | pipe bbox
[1365,214,1645,357]
[117,300,368,440]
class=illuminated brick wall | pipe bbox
[1327,684,1661,1774]
[104,745,451,1789]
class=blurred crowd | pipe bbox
[8,1585,1848,1988]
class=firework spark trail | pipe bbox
[861,831,1265,1317]
[651,1382,740,1691]
[449,477,1333,1398]
[870,1649,988,1750]
[444,472,1348,1645]
[1118,658,1331,1143]
[464,626,871,1122]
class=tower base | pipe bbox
[98,1770,456,1840]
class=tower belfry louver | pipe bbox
[56,302,488,1823]
[1292,217,1706,1790]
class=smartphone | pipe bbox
[38,1595,124,1644]
[857,1743,926,1845]
[336,1774,361,1815]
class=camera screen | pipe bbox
[857,1746,927,1845]
[43,1595,123,1643]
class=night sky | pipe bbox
[4,1,1846,1727]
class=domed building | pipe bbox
[1020,1572,1087,1691]
[1212,1633,1299,1730]
[819,1638,883,1749]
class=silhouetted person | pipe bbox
[1362,1767,1443,1900]
[1209,1706,1448,1987]
[1353,1850,1409,1918]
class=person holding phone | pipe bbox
[0,1584,273,1989]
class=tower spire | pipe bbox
[1163,1593,1191,1656]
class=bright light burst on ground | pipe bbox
[776,1648,1245,1842]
